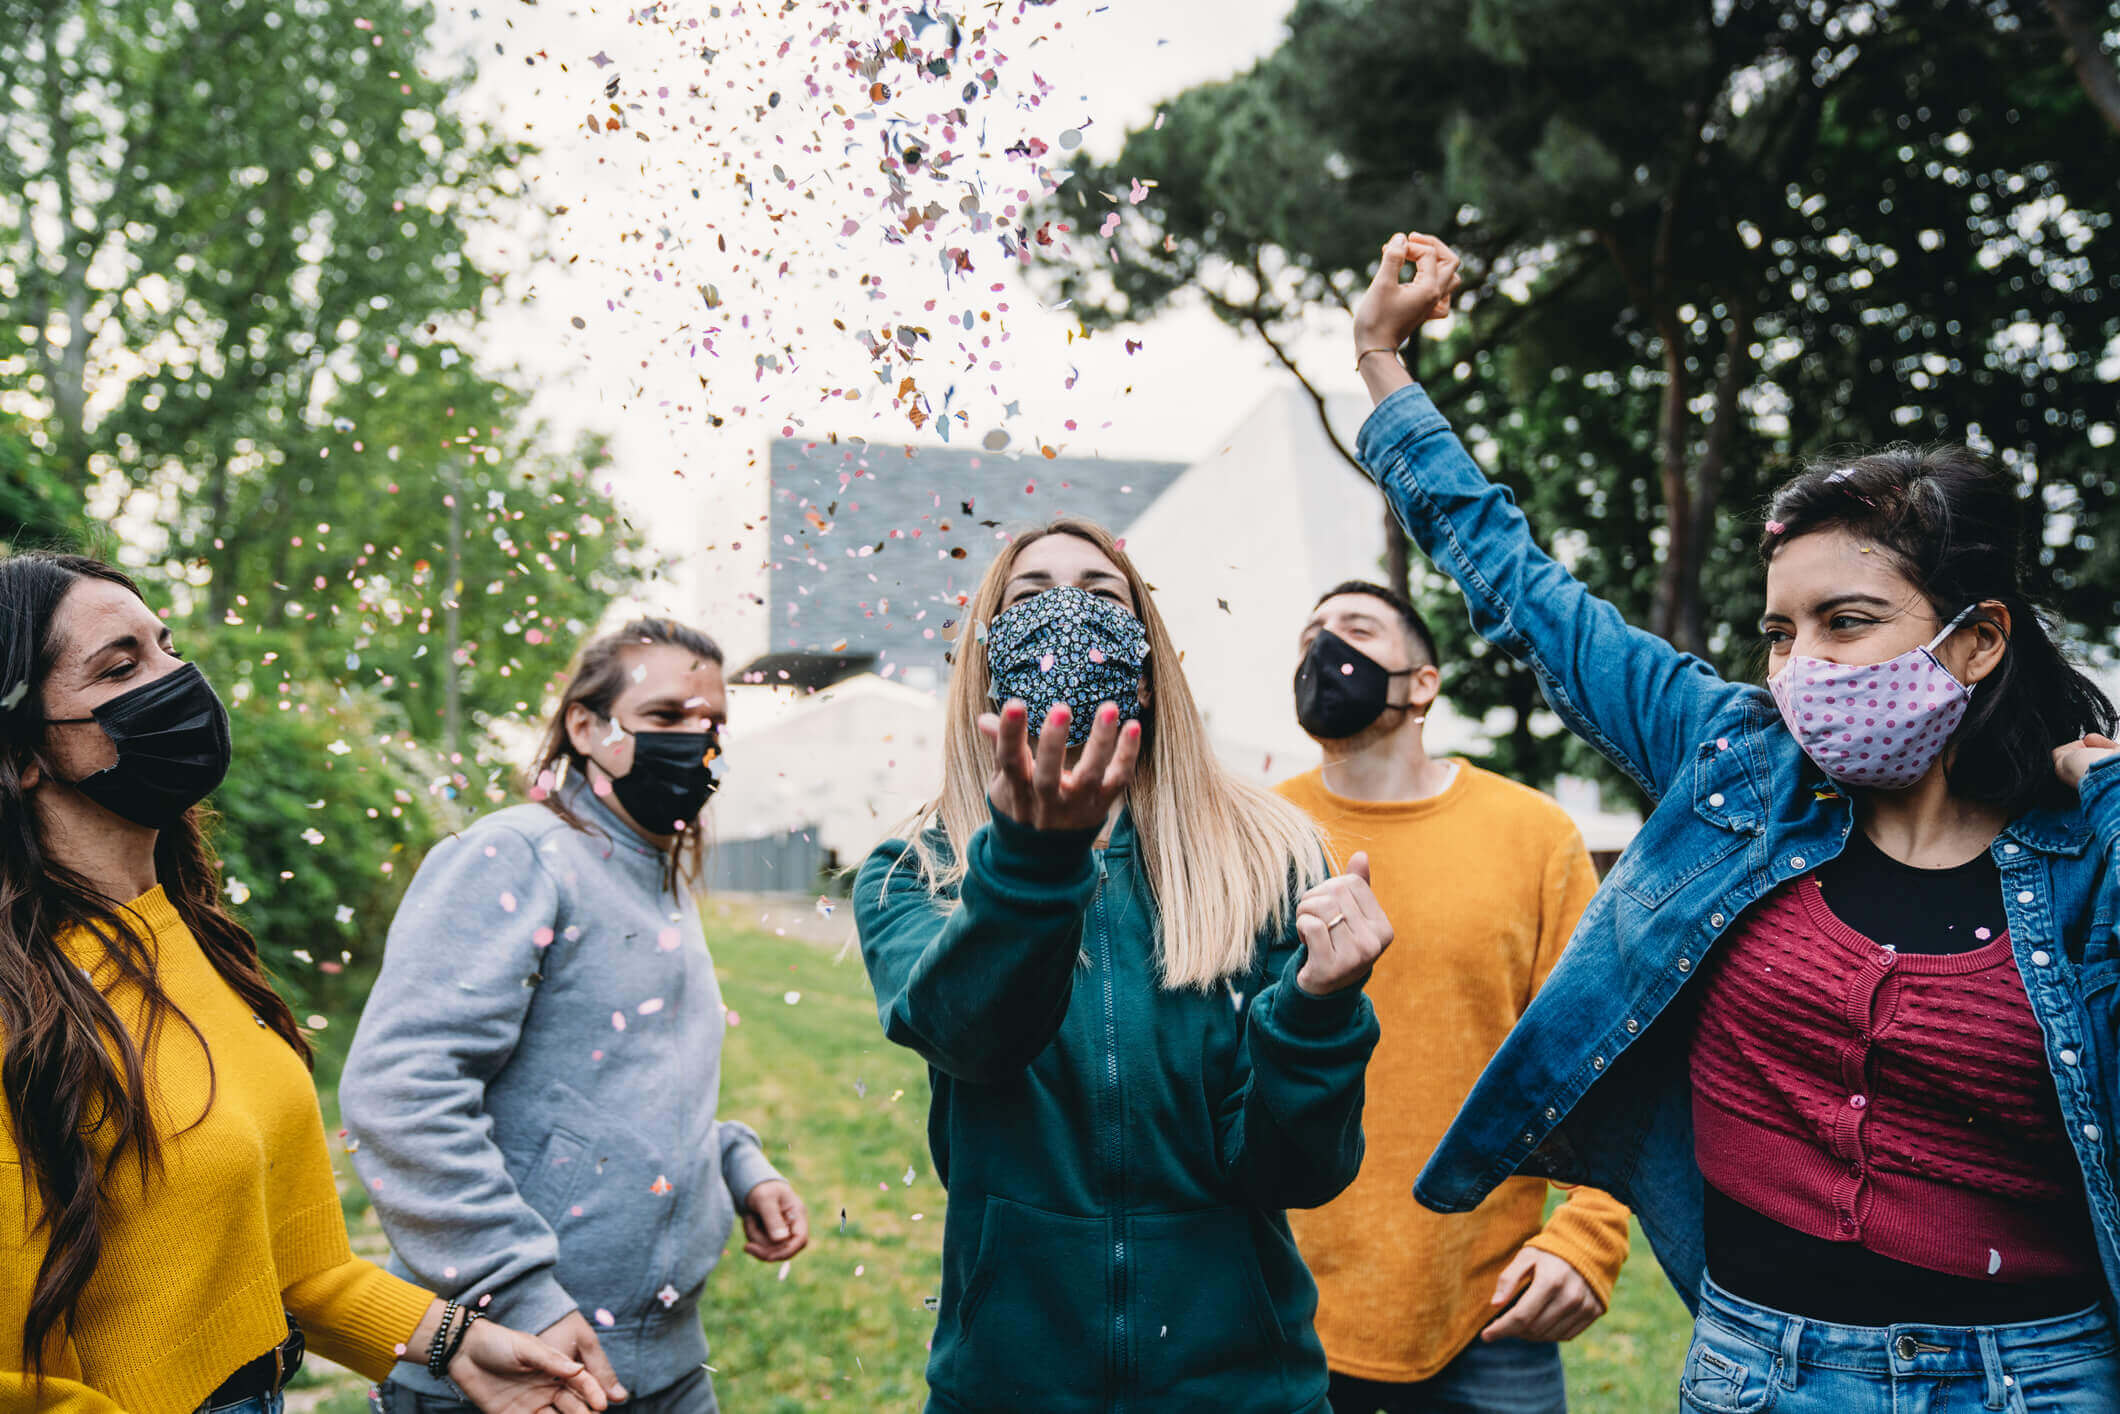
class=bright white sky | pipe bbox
[427,0,1364,662]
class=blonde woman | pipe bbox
[855,519,1393,1414]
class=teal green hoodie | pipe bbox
[855,805,1380,1414]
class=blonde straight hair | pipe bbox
[894,518,1331,989]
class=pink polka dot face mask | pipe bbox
[1768,606,1977,790]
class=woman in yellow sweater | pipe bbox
[0,553,615,1414]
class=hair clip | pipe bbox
[1764,520,1787,535]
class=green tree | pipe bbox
[0,0,528,613]
[207,357,658,757]
[0,411,85,548]
[1044,0,2120,790]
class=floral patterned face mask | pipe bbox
[985,584,1150,745]
[1768,605,1978,790]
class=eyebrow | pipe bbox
[1758,593,1898,628]
[1005,568,1126,589]
[82,628,170,666]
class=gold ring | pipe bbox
[1326,913,1347,930]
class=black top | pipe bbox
[1702,826,2102,1326]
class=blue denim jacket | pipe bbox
[1356,382,2120,1316]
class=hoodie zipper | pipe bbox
[1094,853,1126,1411]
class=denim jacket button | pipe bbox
[2018,890,2035,904]
[1625,1018,1640,1034]
[1708,792,1725,808]
[1790,856,1806,869]
[2004,844,2021,855]
[2032,950,2052,967]
[1677,956,1692,972]
[2086,1124,2102,1143]
[1545,1107,1558,1121]
[1592,1055,1606,1071]
[1710,913,1726,928]
[1522,1132,1536,1145]
[2061,1049,2079,1066]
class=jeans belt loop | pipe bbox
[1977,1327,2008,1410]
[1777,1314,1805,1391]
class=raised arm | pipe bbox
[856,700,1141,1083]
[1351,233,1743,802]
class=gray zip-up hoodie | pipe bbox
[341,782,779,1397]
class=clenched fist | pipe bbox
[1293,852,1393,996]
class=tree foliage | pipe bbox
[1,0,652,1000]
[198,636,454,1015]
[0,0,529,611]
[1042,0,2120,794]
[207,358,657,750]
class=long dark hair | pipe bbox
[527,617,724,894]
[1762,446,2116,815]
[0,551,308,1372]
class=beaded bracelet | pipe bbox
[425,1300,461,1379]
[441,1307,485,1372]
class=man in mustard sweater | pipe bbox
[1278,581,1629,1414]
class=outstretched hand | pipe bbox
[1352,232,1462,366]
[1293,851,1393,996]
[981,699,1142,834]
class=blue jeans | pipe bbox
[1684,1272,2120,1412]
[1328,1338,1566,1414]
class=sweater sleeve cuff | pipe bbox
[1524,1227,1626,1309]
[282,1258,436,1380]
[472,1267,579,1348]
[721,1125,784,1203]
[980,803,1101,883]
[1267,947,1368,1036]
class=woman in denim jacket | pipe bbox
[1348,233,2120,1411]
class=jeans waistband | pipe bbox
[1699,1271,2115,1376]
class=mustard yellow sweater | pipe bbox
[1,888,433,1413]
[1278,764,1632,1382]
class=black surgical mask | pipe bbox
[1294,630,1415,740]
[608,727,722,836]
[46,662,233,828]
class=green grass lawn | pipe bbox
[310,917,1691,1412]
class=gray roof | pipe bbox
[766,438,1186,683]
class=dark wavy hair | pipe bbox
[527,617,724,894]
[0,551,308,1373]
[1761,445,2115,815]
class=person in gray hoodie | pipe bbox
[342,617,808,1414]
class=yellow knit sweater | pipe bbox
[1,888,433,1413]
[1278,763,1632,1382]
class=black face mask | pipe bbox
[46,662,233,828]
[1294,629,1415,740]
[608,727,722,836]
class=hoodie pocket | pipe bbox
[517,1127,591,1220]
[1128,1207,1290,1400]
[948,1196,1105,1414]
